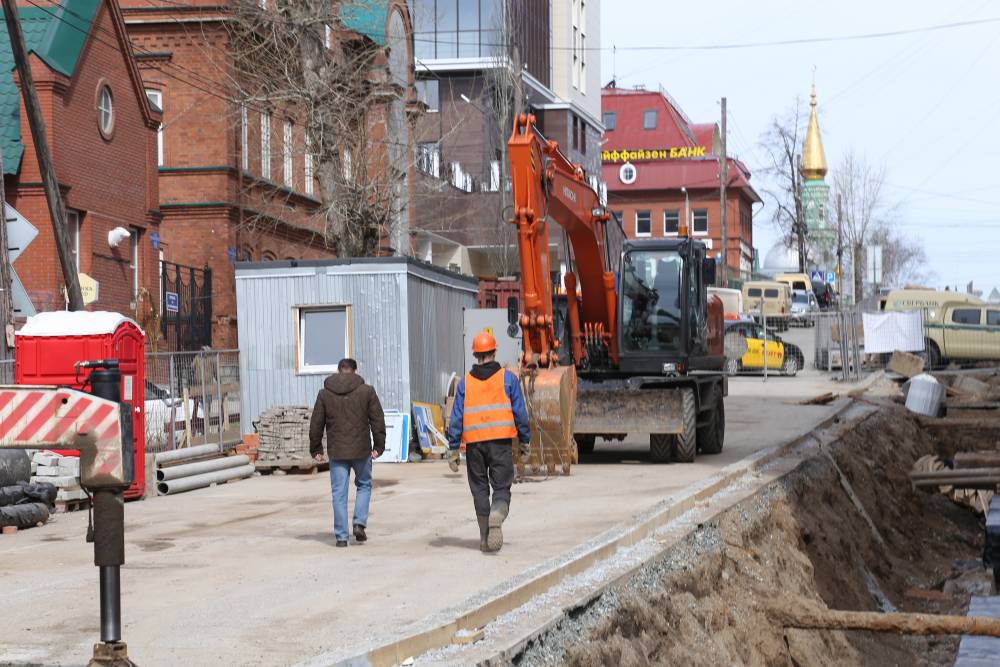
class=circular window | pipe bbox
[619,162,637,184]
[97,85,114,138]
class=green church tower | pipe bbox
[800,83,833,270]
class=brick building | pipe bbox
[410,0,604,277]
[121,0,414,349]
[601,83,760,281]
[1,0,161,319]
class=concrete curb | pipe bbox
[314,399,860,667]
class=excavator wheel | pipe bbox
[575,435,596,457]
[649,434,672,463]
[697,385,725,455]
[670,388,698,463]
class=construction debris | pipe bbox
[952,375,992,399]
[911,455,994,513]
[29,452,87,504]
[799,392,837,406]
[888,350,927,378]
[256,406,313,464]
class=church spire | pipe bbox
[801,81,827,181]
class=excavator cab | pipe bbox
[617,238,720,375]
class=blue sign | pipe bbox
[227,247,237,264]
[165,292,179,313]
[810,270,823,283]
[150,231,160,249]
[826,271,836,285]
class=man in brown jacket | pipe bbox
[309,358,386,547]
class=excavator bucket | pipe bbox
[518,365,577,476]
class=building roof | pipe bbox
[801,83,828,181]
[601,83,761,202]
[1,0,101,175]
[339,0,391,46]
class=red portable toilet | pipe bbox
[15,312,146,499]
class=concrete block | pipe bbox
[57,465,80,477]
[56,488,88,501]
[888,350,925,378]
[57,457,80,472]
[31,452,59,466]
[34,466,61,476]
[953,375,991,397]
[30,475,79,487]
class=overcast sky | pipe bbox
[600,0,1000,293]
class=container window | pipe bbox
[952,308,982,325]
[297,306,351,373]
[747,288,761,297]
[764,288,779,298]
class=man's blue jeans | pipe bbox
[329,458,372,541]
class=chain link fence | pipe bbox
[144,350,241,453]
[0,358,13,384]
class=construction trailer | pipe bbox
[234,258,478,436]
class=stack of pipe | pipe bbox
[155,445,254,496]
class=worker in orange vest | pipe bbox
[447,331,531,552]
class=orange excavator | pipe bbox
[508,113,726,467]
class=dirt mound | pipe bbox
[546,407,986,667]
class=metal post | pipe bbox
[719,96,728,287]
[99,566,121,643]
[215,352,224,442]
[168,357,176,450]
[762,307,768,382]
[198,351,207,437]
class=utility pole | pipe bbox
[836,194,843,306]
[718,97,728,287]
[2,0,84,310]
[0,149,11,360]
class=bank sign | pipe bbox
[602,146,709,163]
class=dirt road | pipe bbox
[0,388,846,666]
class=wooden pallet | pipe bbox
[255,459,327,475]
[54,498,91,513]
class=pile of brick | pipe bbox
[233,433,260,463]
[30,452,88,504]
[256,406,313,462]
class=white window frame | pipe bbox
[66,210,80,271]
[619,162,636,184]
[664,209,679,236]
[260,111,271,180]
[145,89,163,166]
[489,160,500,192]
[283,119,293,186]
[295,305,352,374]
[97,86,114,136]
[304,133,314,196]
[635,210,651,238]
[692,208,709,236]
[240,105,249,171]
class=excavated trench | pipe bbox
[515,405,994,667]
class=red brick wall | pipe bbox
[606,189,755,276]
[10,2,159,318]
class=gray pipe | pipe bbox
[154,444,219,465]
[156,464,255,496]
[156,455,250,482]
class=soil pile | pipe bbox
[537,406,988,666]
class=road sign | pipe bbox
[5,203,38,317]
[826,271,835,285]
[165,292,179,313]
[810,270,822,284]
[78,273,99,305]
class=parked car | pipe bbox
[881,288,995,368]
[790,289,820,326]
[813,282,838,310]
[741,280,792,331]
[144,380,201,449]
[724,319,804,376]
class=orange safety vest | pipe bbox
[461,371,517,444]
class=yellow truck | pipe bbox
[882,289,997,367]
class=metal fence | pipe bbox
[812,308,865,381]
[144,350,241,453]
[0,358,12,384]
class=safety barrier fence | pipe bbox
[0,352,240,454]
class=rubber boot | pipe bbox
[487,500,509,552]
[477,515,490,552]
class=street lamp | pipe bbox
[680,186,690,236]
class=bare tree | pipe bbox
[758,101,807,271]
[228,0,410,257]
[831,150,896,300]
[871,225,930,289]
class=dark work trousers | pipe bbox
[465,440,514,517]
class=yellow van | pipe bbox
[741,280,791,331]
[775,273,814,294]
[881,289,983,323]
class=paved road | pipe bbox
[0,389,847,666]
